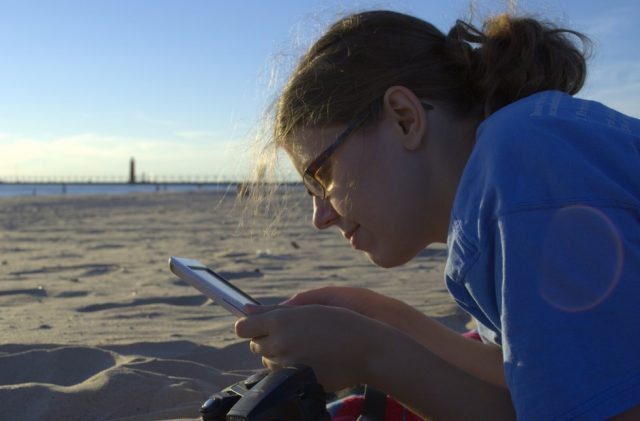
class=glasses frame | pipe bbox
[302,99,434,198]
[302,108,372,198]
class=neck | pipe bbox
[424,109,481,243]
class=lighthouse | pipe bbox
[129,158,136,184]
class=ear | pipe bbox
[382,86,428,151]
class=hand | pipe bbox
[282,286,406,327]
[235,304,390,392]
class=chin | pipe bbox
[365,249,414,269]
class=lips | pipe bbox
[344,225,360,241]
[343,225,361,249]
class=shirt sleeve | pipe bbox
[493,205,640,420]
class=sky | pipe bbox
[0,0,639,182]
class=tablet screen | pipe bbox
[192,267,257,305]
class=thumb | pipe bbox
[243,303,279,315]
[281,287,337,306]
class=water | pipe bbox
[0,183,239,198]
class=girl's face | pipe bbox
[285,89,476,268]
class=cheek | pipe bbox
[355,135,406,193]
[333,150,400,220]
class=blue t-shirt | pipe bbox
[445,90,640,420]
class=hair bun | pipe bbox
[484,13,512,39]
[448,13,591,116]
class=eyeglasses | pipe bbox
[302,108,372,198]
[302,100,434,198]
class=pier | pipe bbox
[0,157,244,185]
[0,175,234,185]
[0,159,301,198]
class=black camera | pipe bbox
[200,365,331,421]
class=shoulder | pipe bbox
[452,92,567,224]
[476,90,640,159]
[463,90,640,208]
[452,90,640,238]
[474,90,584,164]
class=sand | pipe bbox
[0,189,462,420]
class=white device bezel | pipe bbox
[168,256,260,317]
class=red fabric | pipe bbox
[331,395,363,421]
[331,395,422,420]
[463,330,482,341]
[385,397,422,420]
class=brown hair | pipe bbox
[274,10,591,145]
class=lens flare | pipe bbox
[537,205,624,312]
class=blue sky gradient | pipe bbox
[1,0,638,180]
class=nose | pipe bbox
[312,196,339,229]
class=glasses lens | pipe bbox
[303,173,324,197]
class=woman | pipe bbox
[235,10,640,420]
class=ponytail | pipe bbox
[447,14,591,116]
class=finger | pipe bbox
[280,287,338,305]
[237,304,300,339]
[249,338,273,357]
[262,356,283,372]
[250,335,284,360]
[249,340,259,354]
[235,315,269,339]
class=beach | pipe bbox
[0,189,461,420]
